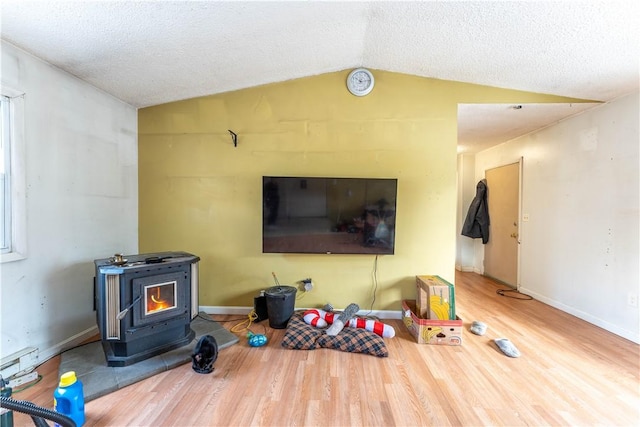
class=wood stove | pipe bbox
[94,251,200,367]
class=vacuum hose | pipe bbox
[0,396,76,427]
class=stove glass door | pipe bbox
[144,281,177,315]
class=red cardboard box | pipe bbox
[402,300,462,345]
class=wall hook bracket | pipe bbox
[228,130,238,147]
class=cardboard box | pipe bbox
[415,276,429,318]
[402,300,462,345]
[416,275,456,320]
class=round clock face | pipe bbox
[347,68,374,96]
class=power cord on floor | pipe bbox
[496,288,533,300]
[229,310,266,336]
[10,374,43,394]
[18,337,102,386]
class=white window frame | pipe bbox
[0,86,26,263]
[1,95,11,252]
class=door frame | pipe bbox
[516,157,522,289]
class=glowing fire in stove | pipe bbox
[149,291,169,312]
[145,282,176,314]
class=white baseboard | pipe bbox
[38,326,99,367]
[199,305,252,316]
[456,264,482,274]
[519,287,640,344]
[199,306,403,320]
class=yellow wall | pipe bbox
[138,70,582,310]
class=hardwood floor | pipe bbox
[9,271,640,426]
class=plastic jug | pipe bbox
[53,371,85,427]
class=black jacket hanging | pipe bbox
[461,179,490,244]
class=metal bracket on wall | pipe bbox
[228,130,238,147]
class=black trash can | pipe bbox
[265,286,297,329]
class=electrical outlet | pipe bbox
[304,280,313,292]
[628,293,638,307]
[301,278,313,292]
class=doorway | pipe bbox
[483,160,521,288]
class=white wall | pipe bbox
[456,153,477,271]
[469,92,639,343]
[0,42,139,362]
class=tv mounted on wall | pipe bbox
[262,177,397,255]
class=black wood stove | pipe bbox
[94,251,200,367]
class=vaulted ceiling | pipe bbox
[2,1,638,153]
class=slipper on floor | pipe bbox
[494,338,521,358]
[470,320,487,336]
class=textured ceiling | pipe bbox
[1,1,638,153]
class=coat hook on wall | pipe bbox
[228,130,238,147]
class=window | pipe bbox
[1,95,12,253]
[0,88,26,263]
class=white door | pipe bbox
[483,161,520,288]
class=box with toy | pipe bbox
[416,275,455,320]
[402,300,462,345]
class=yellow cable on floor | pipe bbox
[230,310,259,334]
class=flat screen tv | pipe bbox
[262,177,397,255]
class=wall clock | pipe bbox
[346,68,375,96]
